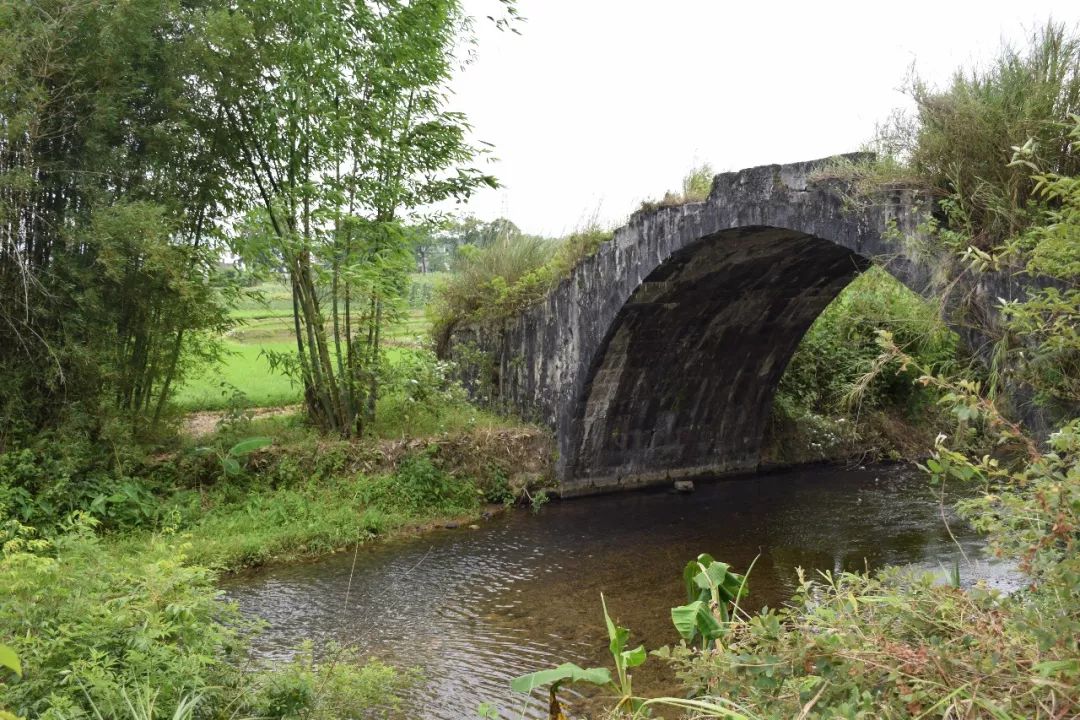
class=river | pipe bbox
[223,463,1018,719]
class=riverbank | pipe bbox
[162,418,556,573]
[0,416,556,719]
[126,399,938,579]
[761,404,940,468]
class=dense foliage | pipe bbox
[1,518,247,718]
[411,216,527,274]
[0,517,420,719]
[430,224,612,348]
[0,0,236,442]
[765,267,958,462]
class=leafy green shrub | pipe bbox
[0,515,248,719]
[430,224,613,345]
[376,349,470,437]
[0,433,161,533]
[245,643,415,720]
[478,466,513,504]
[363,450,479,516]
[432,234,552,330]
[990,121,1080,413]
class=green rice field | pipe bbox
[175,279,433,411]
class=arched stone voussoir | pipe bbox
[447,156,957,495]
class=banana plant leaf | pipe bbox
[510,663,611,693]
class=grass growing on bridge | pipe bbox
[636,162,715,213]
[430,223,613,345]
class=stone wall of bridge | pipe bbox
[444,157,1046,495]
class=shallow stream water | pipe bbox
[223,464,1017,718]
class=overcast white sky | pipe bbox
[444,1,1080,237]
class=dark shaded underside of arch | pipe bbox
[567,226,869,491]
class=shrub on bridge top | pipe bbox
[828,22,1080,252]
[432,233,551,326]
[636,162,715,213]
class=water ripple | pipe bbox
[224,464,1017,718]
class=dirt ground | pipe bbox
[181,405,301,438]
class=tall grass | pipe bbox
[431,224,613,345]
[811,23,1080,251]
[433,234,553,324]
[431,165,725,340]
[910,23,1080,246]
[820,23,1080,249]
[638,162,715,212]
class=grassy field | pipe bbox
[176,278,435,411]
[174,340,301,410]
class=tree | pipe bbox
[211,0,497,436]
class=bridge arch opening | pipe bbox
[565,224,883,492]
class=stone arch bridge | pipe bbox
[445,157,1031,495]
